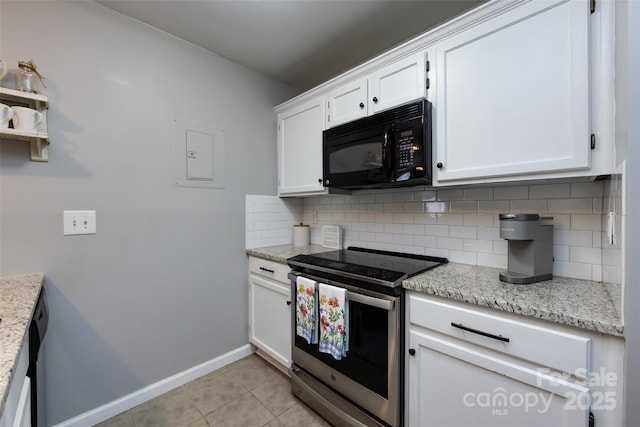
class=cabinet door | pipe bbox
[370,51,427,114]
[326,78,368,128]
[408,329,590,427]
[434,0,590,183]
[249,274,291,367]
[277,96,327,196]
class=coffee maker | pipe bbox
[499,214,553,284]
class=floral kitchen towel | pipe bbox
[319,283,348,360]
[296,276,318,344]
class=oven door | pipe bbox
[290,272,402,427]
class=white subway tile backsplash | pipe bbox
[549,214,570,229]
[553,245,570,261]
[463,239,493,253]
[404,224,425,235]
[425,225,450,237]
[376,213,395,223]
[570,247,601,264]
[449,250,478,264]
[554,261,592,281]
[450,201,479,213]
[437,237,463,251]
[415,213,438,224]
[393,192,414,202]
[450,226,477,239]
[571,181,604,198]
[437,189,464,201]
[529,183,571,199]
[477,253,508,269]
[554,229,593,247]
[510,199,548,213]
[403,202,425,212]
[493,240,508,255]
[375,193,394,203]
[571,214,602,231]
[414,235,438,248]
[477,227,500,241]
[464,214,494,227]
[368,222,385,233]
[548,198,593,214]
[383,203,403,213]
[384,223,404,234]
[494,185,528,200]
[592,264,603,282]
[376,233,394,243]
[394,213,415,224]
[464,187,494,200]
[274,176,622,283]
[413,190,437,202]
[436,213,464,226]
[393,234,414,246]
[478,200,510,213]
[425,202,449,213]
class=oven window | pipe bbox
[295,298,389,398]
[328,141,383,174]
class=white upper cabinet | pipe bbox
[370,51,427,114]
[326,52,428,128]
[433,0,591,184]
[277,96,328,196]
[325,78,368,127]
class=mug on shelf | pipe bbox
[11,106,43,132]
[0,103,14,128]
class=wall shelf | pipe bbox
[0,87,50,162]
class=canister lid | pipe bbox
[499,214,540,221]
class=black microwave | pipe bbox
[323,99,432,189]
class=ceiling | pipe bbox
[98,0,484,92]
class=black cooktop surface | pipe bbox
[287,247,448,284]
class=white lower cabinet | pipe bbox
[407,293,624,427]
[248,257,291,369]
[0,333,31,427]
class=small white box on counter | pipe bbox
[322,225,342,249]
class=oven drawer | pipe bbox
[249,256,290,284]
[409,294,590,375]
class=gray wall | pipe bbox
[0,1,296,424]
[623,0,640,425]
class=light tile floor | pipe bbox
[95,354,331,427]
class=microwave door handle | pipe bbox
[383,126,393,176]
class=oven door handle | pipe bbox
[347,291,395,311]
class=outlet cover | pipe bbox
[63,210,97,235]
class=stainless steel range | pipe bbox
[287,247,447,427]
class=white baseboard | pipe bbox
[53,344,254,427]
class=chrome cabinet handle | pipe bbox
[450,322,510,343]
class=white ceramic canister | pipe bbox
[0,103,14,128]
[11,106,43,132]
[293,223,310,246]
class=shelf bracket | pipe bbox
[30,138,49,162]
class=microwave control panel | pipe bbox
[397,130,419,169]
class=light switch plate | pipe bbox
[63,210,97,235]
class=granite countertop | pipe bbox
[404,263,623,337]
[246,244,334,264]
[0,273,43,416]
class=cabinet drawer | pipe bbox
[409,295,590,375]
[249,256,290,284]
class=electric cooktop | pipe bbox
[287,246,448,286]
